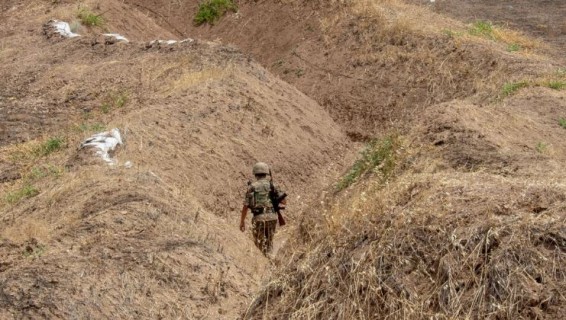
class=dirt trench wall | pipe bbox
[118,0,543,139]
[0,2,352,318]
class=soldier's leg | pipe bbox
[253,220,268,254]
[265,220,277,253]
[252,219,261,251]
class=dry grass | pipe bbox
[246,152,566,319]
[3,218,51,243]
[467,20,542,52]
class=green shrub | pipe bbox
[77,8,104,27]
[336,136,398,191]
[501,81,529,97]
[559,118,566,129]
[194,0,237,26]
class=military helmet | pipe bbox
[252,162,270,175]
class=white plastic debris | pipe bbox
[152,40,178,45]
[124,161,133,168]
[80,128,123,164]
[103,33,129,42]
[149,38,194,46]
[50,20,80,38]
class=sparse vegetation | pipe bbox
[336,136,398,191]
[77,8,104,27]
[501,81,529,97]
[545,80,566,90]
[442,29,463,38]
[29,165,64,181]
[469,20,538,51]
[23,243,46,259]
[100,91,128,114]
[507,43,521,52]
[536,141,547,153]
[559,118,566,129]
[114,92,128,108]
[469,20,494,38]
[194,0,237,26]
[34,137,64,157]
[5,185,39,204]
[100,103,111,114]
[75,122,106,133]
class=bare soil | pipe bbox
[409,0,566,64]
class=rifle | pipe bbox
[269,169,287,226]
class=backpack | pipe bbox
[250,179,273,210]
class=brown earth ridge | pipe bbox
[1,0,565,319]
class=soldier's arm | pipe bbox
[274,184,287,207]
[241,185,253,232]
[240,205,248,232]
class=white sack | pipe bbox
[50,20,80,38]
[80,128,123,164]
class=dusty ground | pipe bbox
[120,0,563,139]
[409,0,566,64]
[1,0,565,319]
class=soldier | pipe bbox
[240,162,285,256]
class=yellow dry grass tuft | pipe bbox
[492,27,541,51]
[3,218,51,243]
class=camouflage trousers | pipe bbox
[252,217,277,256]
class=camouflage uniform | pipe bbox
[244,177,280,255]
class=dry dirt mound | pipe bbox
[119,0,561,140]
[247,89,566,319]
[0,1,351,318]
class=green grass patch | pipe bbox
[507,43,521,52]
[100,91,128,114]
[469,20,494,39]
[559,118,566,129]
[100,103,111,114]
[336,136,398,191]
[77,8,104,27]
[536,142,547,154]
[5,185,39,204]
[545,81,566,90]
[194,0,237,26]
[34,137,65,157]
[28,165,64,181]
[501,81,529,97]
[114,92,128,108]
